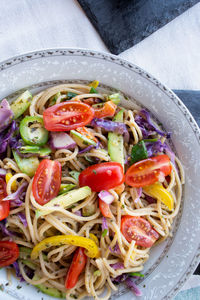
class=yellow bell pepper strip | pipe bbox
[6,173,17,191]
[31,235,100,260]
[89,233,99,246]
[88,80,99,89]
[143,182,174,210]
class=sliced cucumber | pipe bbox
[108,110,124,167]
[33,274,66,298]
[21,259,37,270]
[13,150,39,177]
[36,186,91,218]
[11,90,32,119]
[69,171,80,181]
[19,246,47,261]
[70,130,97,148]
[107,93,121,105]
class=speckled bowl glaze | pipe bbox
[0,49,199,300]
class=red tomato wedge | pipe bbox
[125,155,172,188]
[43,102,94,131]
[99,198,113,218]
[94,101,117,118]
[0,241,19,267]
[121,216,159,248]
[79,162,125,192]
[0,178,9,221]
[32,159,61,205]
[65,247,87,289]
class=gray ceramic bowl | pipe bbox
[0,49,200,300]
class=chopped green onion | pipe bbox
[129,272,144,277]
[143,138,158,142]
[102,229,108,237]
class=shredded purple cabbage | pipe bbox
[78,142,100,154]
[109,242,121,255]
[0,99,14,133]
[18,213,27,227]
[146,140,165,157]
[91,118,129,142]
[125,277,142,297]
[144,194,157,204]
[135,109,170,138]
[0,219,14,237]
[13,261,25,282]
[74,210,82,216]
[112,273,129,283]
[110,262,124,270]
[0,121,21,155]
[146,140,176,166]
[134,188,142,203]
[3,181,28,207]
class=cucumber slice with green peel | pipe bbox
[19,246,47,261]
[69,171,80,181]
[49,92,61,106]
[13,150,39,177]
[70,130,97,148]
[107,93,121,105]
[36,186,91,218]
[19,246,32,259]
[21,259,37,270]
[59,183,76,195]
[108,110,124,167]
[33,274,66,298]
[11,90,32,119]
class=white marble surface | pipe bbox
[0,0,199,299]
[0,0,200,90]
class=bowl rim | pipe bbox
[0,47,200,300]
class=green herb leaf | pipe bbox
[92,170,97,175]
[89,87,97,94]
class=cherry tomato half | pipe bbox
[0,241,19,267]
[79,162,125,192]
[32,159,61,205]
[99,198,113,218]
[65,247,87,289]
[94,101,116,119]
[125,155,172,188]
[0,178,9,221]
[43,102,94,131]
[121,216,159,248]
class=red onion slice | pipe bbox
[50,132,76,150]
[98,190,114,204]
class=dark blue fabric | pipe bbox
[77,0,199,54]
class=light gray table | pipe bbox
[0,0,200,299]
